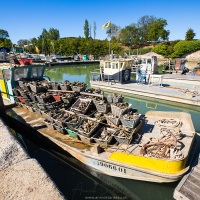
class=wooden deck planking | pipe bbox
[174,155,200,200]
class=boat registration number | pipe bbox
[97,161,126,174]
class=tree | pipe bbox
[137,15,157,44]
[38,28,50,54]
[147,18,170,42]
[0,29,9,39]
[110,23,121,40]
[84,19,89,39]
[185,28,195,40]
[17,39,29,46]
[118,24,140,48]
[49,28,60,40]
[93,21,96,40]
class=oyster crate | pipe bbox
[14,96,20,102]
[60,84,71,91]
[104,114,121,126]
[92,127,116,146]
[65,116,82,131]
[29,84,47,93]
[44,110,60,122]
[18,80,27,88]
[61,96,74,104]
[106,95,113,103]
[71,85,87,92]
[113,96,124,103]
[44,119,55,130]
[29,93,37,102]
[54,124,67,134]
[113,130,133,145]
[71,98,92,114]
[52,82,61,90]
[54,113,71,128]
[111,103,131,117]
[75,118,101,138]
[36,94,52,103]
[120,114,141,129]
[12,88,21,96]
[93,101,111,114]
[37,103,47,111]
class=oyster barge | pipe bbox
[0,63,196,183]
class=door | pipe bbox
[3,69,14,102]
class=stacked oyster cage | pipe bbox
[13,79,141,145]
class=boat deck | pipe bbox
[7,106,194,160]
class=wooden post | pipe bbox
[0,92,9,125]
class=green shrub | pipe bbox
[171,40,200,58]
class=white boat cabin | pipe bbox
[100,59,134,83]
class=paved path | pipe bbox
[0,118,65,200]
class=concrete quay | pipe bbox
[0,118,65,200]
[91,76,200,111]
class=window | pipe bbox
[142,59,146,64]
[31,67,44,78]
[147,59,151,64]
[116,63,118,69]
[112,63,115,69]
[4,69,11,81]
[14,68,28,81]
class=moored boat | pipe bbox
[17,57,33,65]
[0,63,197,183]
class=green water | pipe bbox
[23,64,199,200]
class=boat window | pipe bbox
[112,63,115,69]
[3,69,11,81]
[142,59,146,64]
[147,59,151,64]
[14,68,28,81]
[120,62,123,68]
[31,67,44,78]
[116,63,118,69]
[105,62,110,68]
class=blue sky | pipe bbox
[1,0,200,44]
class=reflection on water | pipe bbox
[45,65,98,87]
[20,64,199,200]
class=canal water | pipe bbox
[16,64,200,200]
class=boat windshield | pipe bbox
[14,68,28,81]
[31,66,44,78]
